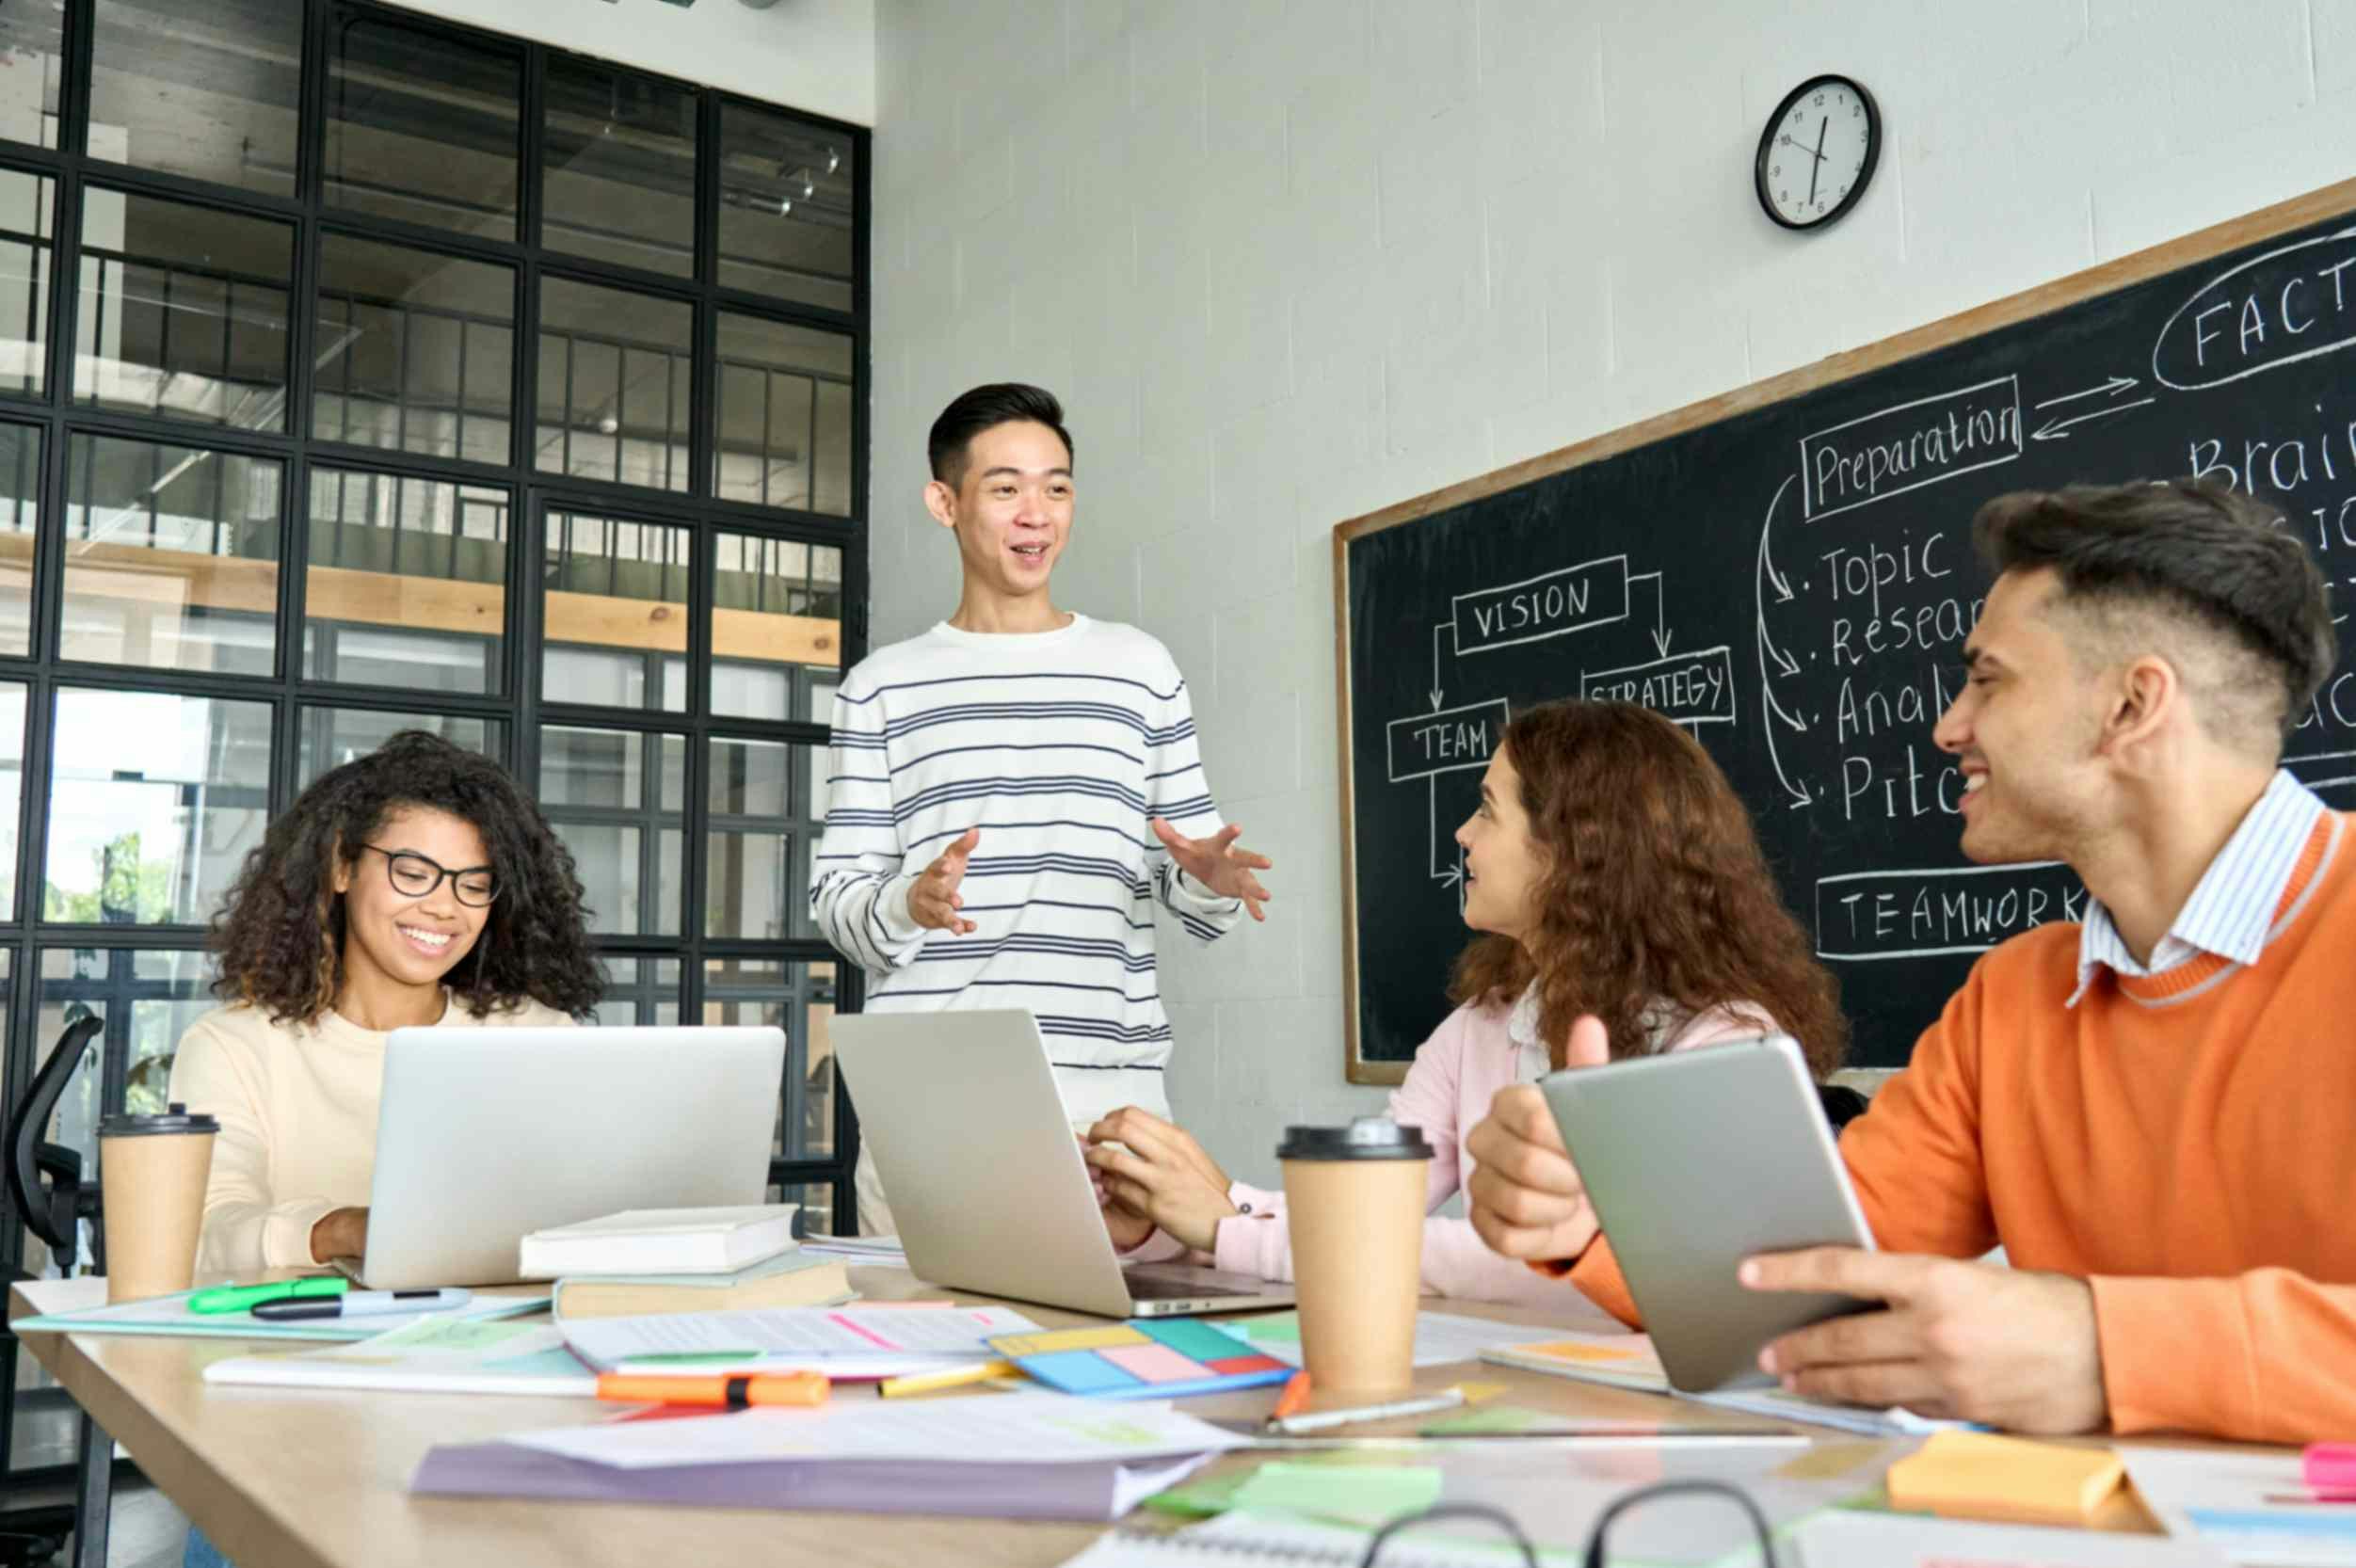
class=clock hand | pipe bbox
[1808,116,1827,203]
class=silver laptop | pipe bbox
[829,1009,1294,1318]
[345,1025,784,1288]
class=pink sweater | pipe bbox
[1185,992,1771,1308]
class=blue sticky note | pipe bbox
[1021,1348,1146,1396]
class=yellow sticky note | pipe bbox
[987,1325,1149,1356]
[1526,1340,1643,1363]
[1452,1382,1511,1404]
[1885,1431,2124,1527]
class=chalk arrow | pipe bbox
[1765,676,1809,735]
[1430,622,1451,710]
[2030,397,2156,441]
[1755,476,1797,602]
[1759,613,1802,679]
[1629,571,1673,657]
[2031,375,2139,410]
[1429,776,1463,884]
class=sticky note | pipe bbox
[1099,1343,1206,1384]
[1230,1312,1303,1344]
[1230,1461,1444,1528]
[1524,1339,1643,1363]
[988,1325,1149,1357]
[1885,1431,2124,1527]
[1018,1348,1143,1395]
[1139,1318,1257,1362]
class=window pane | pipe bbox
[708,737,815,941]
[0,8,64,149]
[46,690,270,925]
[773,1183,836,1239]
[543,513,690,711]
[591,956,682,1026]
[314,234,514,466]
[716,104,852,312]
[29,947,215,1277]
[540,726,683,936]
[706,957,836,1161]
[713,314,853,514]
[542,57,697,279]
[0,422,39,655]
[325,12,519,241]
[61,435,282,676]
[305,468,505,694]
[89,0,303,199]
[0,168,54,399]
[297,707,502,790]
[0,682,21,919]
[537,279,690,490]
[712,531,842,720]
[77,189,293,431]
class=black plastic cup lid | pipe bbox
[99,1102,218,1137]
[1276,1116,1434,1161]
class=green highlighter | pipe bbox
[187,1278,349,1315]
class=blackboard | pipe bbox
[1337,180,2356,1081]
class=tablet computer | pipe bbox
[1538,1033,1876,1392]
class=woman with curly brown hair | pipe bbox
[1082,699,1845,1307]
[167,730,602,1276]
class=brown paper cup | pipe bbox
[1279,1117,1434,1400]
[99,1105,217,1304]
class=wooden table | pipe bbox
[8,1271,2143,1568]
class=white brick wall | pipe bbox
[870,0,2355,1188]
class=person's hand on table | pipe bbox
[1149,819,1274,921]
[1084,1108,1239,1253]
[1746,1248,2108,1432]
[309,1207,369,1264]
[1466,1017,1610,1263]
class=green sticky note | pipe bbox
[1230,1461,1443,1528]
[1144,1468,1257,1518]
[1231,1312,1302,1344]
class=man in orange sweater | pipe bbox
[1465,479,2355,1442]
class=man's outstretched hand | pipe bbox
[1150,819,1274,921]
[907,827,980,934]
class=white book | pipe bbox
[517,1204,800,1277]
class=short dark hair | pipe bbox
[1973,479,2335,744]
[926,383,1074,487]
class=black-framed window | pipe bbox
[0,2,872,1303]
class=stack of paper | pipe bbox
[11,1286,549,1344]
[558,1304,1042,1380]
[205,1319,596,1397]
[519,1205,800,1277]
[412,1392,1243,1521]
[2127,1448,2356,1566]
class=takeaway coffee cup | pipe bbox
[99,1103,218,1303]
[1278,1116,1434,1398]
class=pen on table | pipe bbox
[595,1369,829,1408]
[188,1278,347,1315]
[620,1351,766,1366]
[878,1360,1021,1398]
[1268,1371,1312,1423]
[249,1288,472,1321]
[1267,1386,1467,1435]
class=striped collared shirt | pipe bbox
[2069,769,2327,1006]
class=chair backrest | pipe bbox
[6,1016,105,1256]
[1817,1082,1870,1131]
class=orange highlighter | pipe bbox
[594,1369,829,1409]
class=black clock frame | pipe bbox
[1755,73,1881,232]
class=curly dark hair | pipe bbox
[1448,700,1847,1078]
[210,731,604,1024]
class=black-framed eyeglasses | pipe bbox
[361,844,499,907]
[1355,1481,1778,1567]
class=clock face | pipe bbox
[1757,76,1879,230]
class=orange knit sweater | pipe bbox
[1568,811,2356,1442]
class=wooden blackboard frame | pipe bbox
[1332,175,2356,1086]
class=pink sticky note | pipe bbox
[1099,1343,1211,1384]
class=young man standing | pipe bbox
[1466,478,2356,1443]
[811,384,1273,1234]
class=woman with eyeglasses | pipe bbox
[168,730,603,1276]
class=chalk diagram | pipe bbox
[1386,552,1737,910]
[1753,221,2356,967]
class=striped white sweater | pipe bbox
[809,615,1242,1124]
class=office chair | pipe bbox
[0,1016,109,1567]
[1818,1082,1869,1130]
